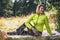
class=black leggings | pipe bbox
[16,23,34,35]
[16,23,42,36]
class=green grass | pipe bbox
[5,36,60,40]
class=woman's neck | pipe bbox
[37,13,44,15]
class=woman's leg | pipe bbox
[28,28,42,36]
[16,23,26,35]
[37,31,42,36]
[7,23,26,35]
[27,29,34,36]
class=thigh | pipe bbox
[16,23,26,35]
[25,29,34,36]
[16,23,26,31]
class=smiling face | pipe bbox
[37,5,45,14]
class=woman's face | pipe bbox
[38,6,44,14]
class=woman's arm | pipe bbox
[25,14,35,29]
[44,16,52,34]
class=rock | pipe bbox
[0,31,7,40]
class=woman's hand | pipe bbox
[32,28,38,36]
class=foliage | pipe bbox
[47,0,60,32]
[13,0,37,16]
[0,0,13,17]
[0,0,60,17]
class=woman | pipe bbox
[24,4,52,36]
[7,4,52,36]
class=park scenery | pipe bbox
[0,0,60,40]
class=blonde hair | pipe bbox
[36,4,45,13]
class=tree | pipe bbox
[13,0,18,16]
[0,0,13,17]
[13,0,37,16]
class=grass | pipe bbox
[0,10,58,32]
[5,36,60,40]
[0,15,29,32]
